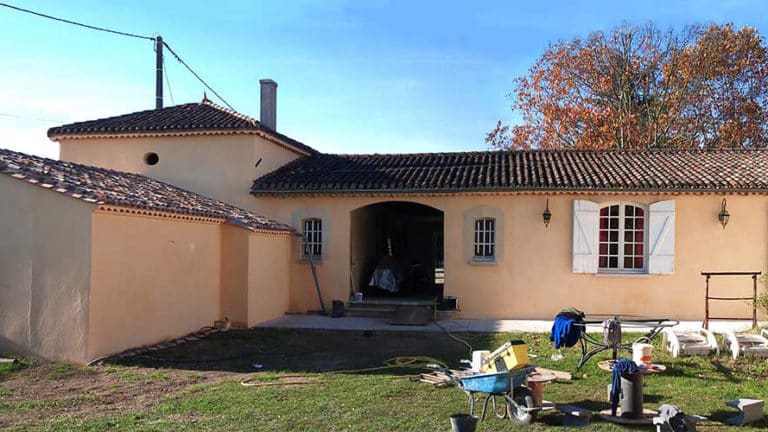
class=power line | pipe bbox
[0,2,154,41]
[162,41,236,111]
[162,54,175,105]
[0,112,65,123]
[1,2,236,111]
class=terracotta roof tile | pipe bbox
[0,148,292,233]
[251,149,768,195]
[47,100,317,156]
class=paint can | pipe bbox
[471,350,490,372]
[449,414,478,432]
[632,343,653,365]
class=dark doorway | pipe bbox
[350,202,444,299]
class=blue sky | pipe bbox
[2,0,768,159]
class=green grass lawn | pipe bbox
[1,328,767,431]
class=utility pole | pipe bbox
[155,35,163,109]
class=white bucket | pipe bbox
[632,343,653,365]
[471,350,490,372]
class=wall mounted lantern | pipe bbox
[718,198,730,230]
[543,198,552,227]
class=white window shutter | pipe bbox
[572,200,599,273]
[648,200,675,275]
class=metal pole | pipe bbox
[704,274,710,329]
[753,274,758,329]
[155,36,163,109]
[304,235,326,314]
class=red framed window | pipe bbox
[598,204,645,272]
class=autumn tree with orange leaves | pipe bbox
[487,23,768,150]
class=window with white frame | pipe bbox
[474,218,496,260]
[598,204,646,272]
[302,218,322,258]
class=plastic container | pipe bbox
[471,350,490,372]
[330,300,345,318]
[450,414,478,432]
[443,296,458,310]
[632,343,653,365]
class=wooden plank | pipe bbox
[419,374,446,383]
[421,375,445,384]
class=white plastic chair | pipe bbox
[663,328,719,358]
[721,330,768,359]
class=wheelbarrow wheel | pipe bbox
[506,387,536,425]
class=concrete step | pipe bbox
[346,302,398,310]
[345,306,398,318]
[345,300,452,321]
[349,298,437,308]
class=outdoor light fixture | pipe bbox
[718,198,730,229]
[543,198,552,227]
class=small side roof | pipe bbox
[47,98,318,156]
[0,148,293,233]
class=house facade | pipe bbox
[44,86,768,324]
[249,152,768,320]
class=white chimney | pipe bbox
[259,79,277,130]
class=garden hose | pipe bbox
[327,356,448,374]
[433,320,474,357]
[239,356,448,387]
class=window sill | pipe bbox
[594,272,650,279]
[470,258,497,266]
[299,257,324,264]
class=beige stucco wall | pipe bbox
[220,226,292,328]
[220,224,250,327]
[0,176,94,363]
[58,134,302,210]
[246,232,292,327]
[255,193,768,321]
[88,211,222,360]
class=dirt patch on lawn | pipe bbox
[0,327,488,429]
[0,362,237,429]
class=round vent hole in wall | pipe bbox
[144,152,159,166]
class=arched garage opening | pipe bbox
[350,202,444,299]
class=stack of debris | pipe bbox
[419,368,471,387]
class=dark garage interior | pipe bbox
[350,202,444,299]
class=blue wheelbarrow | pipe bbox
[431,365,541,424]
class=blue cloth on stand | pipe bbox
[549,315,582,349]
[611,358,639,416]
